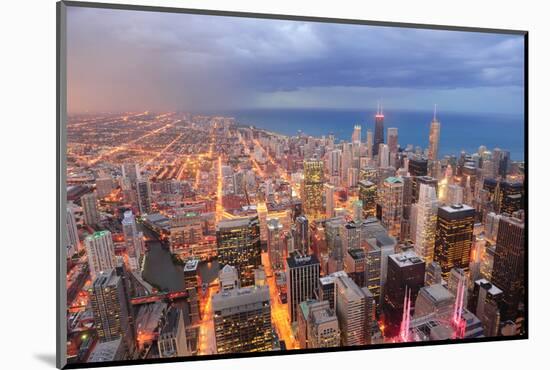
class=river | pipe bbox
[139,223,220,292]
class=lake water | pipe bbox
[205,108,525,161]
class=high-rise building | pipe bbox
[89,269,134,353]
[267,218,284,272]
[408,157,429,177]
[217,216,262,287]
[81,193,100,226]
[324,183,335,218]
[352,124,362,143]
[387,128,398,154]
[212,286,273,354]
[158,307,189,358]
[446,184,464,205]
[335,274,374,346]
[136,179,152,215]
[373,105,385,157]
[382,250,425,337]
[347,167,359,188]
[447,267,469,305]
[425,261,442,286]
[219,264,239,291]
[303,159,325,220]
[491,216,525,321]
[495,181,523,215]
[85,231,117,279]
[364,242,382,307]
[485,212,502,242]
[66,206,80,254]
[358,180,377,219]
[286,251,321,323]
[412,184,438,264]
[318,271,348,310]
[344,248,367,288]
[307,301,341,348]
[412,176,438,203]
[380,177,404,239]
[366,129,373,159]
[122,210,142,271]
[414,283,454,318]
[434,204,475,280]
[294,215,310,254]
[469,279,503,337]
[169,212,204,255]
[340,221,361,251]
[378,144,390,168]
[428,107,440,162]
[184,258,201,325]
[328,149,342,179]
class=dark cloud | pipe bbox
[67,6,524,113]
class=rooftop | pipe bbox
[389,250,424,267]
[439,203,475,214]
[88,339,122,363]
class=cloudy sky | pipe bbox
[67,6,525,114]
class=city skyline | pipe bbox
[63,4,526,367]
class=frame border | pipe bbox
[56,1,529,369]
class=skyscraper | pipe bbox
[89,269,134,352]
[352,124,362,143]
[136,179,152,215]
[366,129,373,159]
[212,285,273,354]
[434,204,475,280]
[294,215,310,254]
[469,279,503,337]
[157,307,189,358]
[184,258,202,325]
[81,193,100,226]
[307,301,341,348]
[373,104,384,157]
[85,230,117,279]
[303,158,325,220]
[286,251,320,323]
[335,274,374,346]
[491,216,525,321]
[382,250,425,337]
[358,180,377,219]
[267,218,284,272]
[428,106,440,162]
[378,144,390,168]
[412,184,438,264]
[328,149,342,179]
[387,127,398,154]
[324,183,336,218]
[495,180,523,215]
[380,177,404,239]
[216,216,262,287]
[121,210,142,271]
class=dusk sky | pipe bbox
[67,6,525,115]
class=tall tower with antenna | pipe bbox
[373,102,385,157]
[428,104,441,162]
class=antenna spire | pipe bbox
[433,104,437,121]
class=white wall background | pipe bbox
[0,0,545,368]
